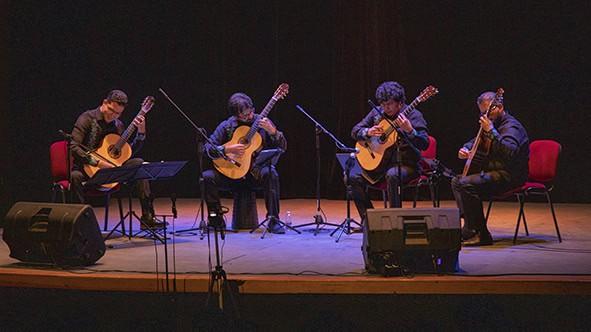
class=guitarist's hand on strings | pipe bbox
[394,113,414,134]
[259,117,277,136]
[367,125,384,137]
[225,144,246,157]
[133,115,147,134]
[458,147,470,159]
[479,115,494,133]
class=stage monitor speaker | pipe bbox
[362,207,461,275]
[2,202,106,266]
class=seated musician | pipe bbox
[203,92,288,234]
[452,91,529,246]
[350,81,430,221]
[70,89,163,229]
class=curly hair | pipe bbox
[375,81,406,104]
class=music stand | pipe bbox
[87,161,187,243]
[331,153,363,242]
[249,149,301,238]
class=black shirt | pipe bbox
[70,107,144,169]
[463,111,529,184]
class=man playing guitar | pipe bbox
[203,91,288,234]
[452,90,529,246]
[70,89,164,229]
[350,81,430,221]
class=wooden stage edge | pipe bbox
[1,267,590,295]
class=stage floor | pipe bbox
[1,199,590,294]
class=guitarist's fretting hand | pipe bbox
[258,117,277,135]
[133,115,147,134]
[394,113,414,133]
[479,115,494,133]
[458,147,470,159]
[225,144,246,157]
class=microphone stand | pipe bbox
[367,100,421,208]
[330,152,363,242]
[293,105,352,235]
[158,88,236,238]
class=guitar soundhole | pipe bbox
[108,145,121,159]
[238,137,249,145]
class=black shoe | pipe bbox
[267,218,286,234]
[463,231,493,246]
[461,227,477,241]
[140,215,166,230]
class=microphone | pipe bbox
[171,193,178,219]
[58,130,73,140]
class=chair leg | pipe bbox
[513,193,526,244]
[521,195,529,236]
[103,192,111,231]
[485,200,493,222]
[413,185,419,208]
[118,197,125,234]
[428,182,436,208]
[382,190,388,208]
[545,191,562,242]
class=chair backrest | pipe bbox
[528,140,561,183]
[50,140,71,182]
[421,136,437,159]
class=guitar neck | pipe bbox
[397,97,421,122]
[245,96,279,140]
[383,96,422,135]
[116,110,145,149]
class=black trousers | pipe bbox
[202,166,280,217]
[70,158,152,216]
[350,165,417,220]
[451,170,513,234]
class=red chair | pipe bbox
[368,135,440,208]
[485,140,562,243]
[50,140,123,232]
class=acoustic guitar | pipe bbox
[462,88,504,176]
[213,83,289,179]
[83,96,155,190]
[355,85,438,176]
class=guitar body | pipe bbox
[213,125,263,179]
[355,118,398,171]
[462,136,491,176]
[83,133,133,190]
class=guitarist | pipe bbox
[70,90,163,229]
[452,91,529,246]
[203,92,287,234]
[351,81,430,220]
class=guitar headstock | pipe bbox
[493,88,504,104]
[140,96,155,114]
[417,85,439,102]
[273,83,289,100]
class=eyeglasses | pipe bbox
[106,105,123,117]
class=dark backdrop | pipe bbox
[4,1,590,214]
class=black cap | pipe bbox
[106,89,128,105]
